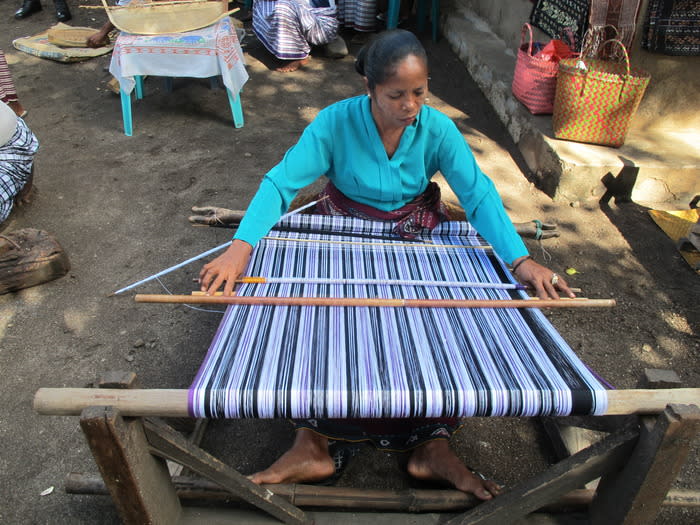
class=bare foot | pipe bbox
[14,169,34,206]
[248,428,335,484]
[407,440,501,500]
[275,58,308,73]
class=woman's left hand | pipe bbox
[512,256,575,300]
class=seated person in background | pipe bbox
[0,50,27,119]
[199,30,573,499]
[252,0,341,72]
[0,101,39,224]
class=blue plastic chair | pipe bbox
[387,0,440,41]
[119,76,244,137]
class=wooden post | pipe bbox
[143,417,311,525]
[444,425,640,525]
[589,404,700,524]
[80,406,182,524]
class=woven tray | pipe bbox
[103,0,237,35]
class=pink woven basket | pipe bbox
[512,23,567,115]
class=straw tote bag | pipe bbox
[552,40,651,147]
[512,23,575,114]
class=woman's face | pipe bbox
[368,54,429,130]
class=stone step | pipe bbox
[442,5,700,207]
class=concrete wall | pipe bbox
[457,0,700,133]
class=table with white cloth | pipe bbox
[109,17,249,135]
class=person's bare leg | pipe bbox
[8,100,27,118]
[249,428,335,484]
[275,58,308,72]
[407,439,501,500]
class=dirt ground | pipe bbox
[1,2,698,524]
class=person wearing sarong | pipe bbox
[0,102,39,224]
[200,30,573,500]
[0,50,27,119]
[252,0,340,72]
[336,0,377,32]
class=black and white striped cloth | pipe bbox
[1,117,38,223]
[252,0,339,60]
[189,215,607,419]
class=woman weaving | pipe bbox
[199,29,573,500]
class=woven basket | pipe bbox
[552,40,651,147]
[512,23,572,115]
[103,0,236,35]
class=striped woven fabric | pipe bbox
[189,215,608,419]
[252,0,338,60]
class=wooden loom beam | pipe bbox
[34,387,700,417]
[64,473,700,510]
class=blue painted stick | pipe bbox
[112,198,322,295]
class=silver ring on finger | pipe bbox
[550,273,559,286]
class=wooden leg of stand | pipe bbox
[445,425,640,525]
[80,406,181,525]
[143,417,311,525]
[590,404,700,524]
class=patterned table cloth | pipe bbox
[109,17,248,96]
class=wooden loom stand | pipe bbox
[36,378,699,524]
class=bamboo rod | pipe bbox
[190,280,583,293]
[64,473,700,509]
[261,236,492,250]
[135,294,616,309]
[231,277,527,290]
[33,388,700,417]
[82,1,231,9]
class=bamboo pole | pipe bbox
[261,236,492,250]
[33,388,700,417]
[64,473,700,509]
[192,277,529,290]
[82,1,229,9]
[135,294,616,309]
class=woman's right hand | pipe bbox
[199,239,253,296]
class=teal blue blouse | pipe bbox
[234,95,527,264]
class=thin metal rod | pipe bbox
[112,199,321,295]
[136,294,616,309]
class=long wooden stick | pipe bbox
[135,294,616,309]
[65,473,700,510]
[33,388,700,417]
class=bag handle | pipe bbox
[520,23,535,57]
[577,39,632,101]
[600,39,631,77]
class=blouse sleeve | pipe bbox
[437,119,528,264]
[233,111,334,246]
